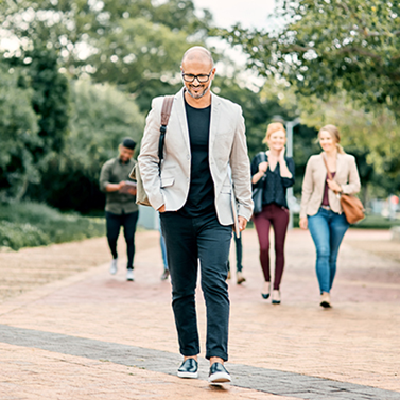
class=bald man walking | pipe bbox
[139,47,253,384]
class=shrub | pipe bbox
[0,221,50,250]
[0,202,105,250]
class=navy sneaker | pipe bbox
[177,359,198,379]
[208,362,231,384]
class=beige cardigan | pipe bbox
[300,153,361,218]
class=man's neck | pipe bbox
[184,90,212,109]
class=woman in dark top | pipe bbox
[251,122,295,304]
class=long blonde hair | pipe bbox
[318,124,345,154]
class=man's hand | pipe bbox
[118,180,126,190]
[157,205,166,213]
[238,216,247,231]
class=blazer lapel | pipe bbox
[175,88,191,153]
[209,92,221,152]
[319,153,329,187]
[335,153,344,178]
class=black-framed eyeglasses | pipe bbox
[181,70,213,83]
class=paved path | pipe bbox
[0,228,399,399]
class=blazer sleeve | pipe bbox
[299,157,315,218]
[138,98,164,210]
[229,105,254,221]
[342,155,361,195]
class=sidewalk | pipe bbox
[0,228,399,399]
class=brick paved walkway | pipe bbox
[0,228,399,399]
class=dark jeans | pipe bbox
[227,231,243,273]
[308,208,349,294]
[105,211,139,269]
[253,203,289,290]
[160,211,232,361]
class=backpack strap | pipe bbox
[158,96,174,164]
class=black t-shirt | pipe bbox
[178,100,215,217]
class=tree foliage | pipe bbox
[1,0,212,112]
[28,80,144,212]
[0,66,40,201]
[220,0,400,117]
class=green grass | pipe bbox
[0,202,105,250]
[352,213,400,229]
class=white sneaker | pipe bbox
[208,362,231,385]
[126,269,135,281]
[109,258,118,275]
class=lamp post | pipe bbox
[272,116,300,229]
[285,118,300,229]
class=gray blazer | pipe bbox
[138,88,253,225]
[300,152,361,218]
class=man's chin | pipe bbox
[186,85,210,99]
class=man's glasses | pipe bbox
[181,70,213,83]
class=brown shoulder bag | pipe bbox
[323,155,365,224]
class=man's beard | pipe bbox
[185,82,211,99]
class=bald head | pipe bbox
[181,47,214,69]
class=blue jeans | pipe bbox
[308,208,349,294]
[159,225,168,270]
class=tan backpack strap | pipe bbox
[160,96,174,126]
[158,96,174,166]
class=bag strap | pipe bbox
[158,96,174,165]
[322,154,333,181]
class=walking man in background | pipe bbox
[100,138,139,282]
[138,47,253,384]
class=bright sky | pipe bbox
[190,0,278,89]
[192,0,277,30]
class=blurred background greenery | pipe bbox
[1,0,399,248]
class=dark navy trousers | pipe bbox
[105,210,139,269]
[160,211,232,361]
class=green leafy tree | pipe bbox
[0,66,40,201]
[219,0,400,116]
[28,80,144,212]
[0,0,212,112]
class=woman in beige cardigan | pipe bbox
[299,125,361,308]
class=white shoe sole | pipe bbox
[177,371,198,379]
[208,372,231,384]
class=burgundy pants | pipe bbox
[253,204,289,290]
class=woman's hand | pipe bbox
[299,217,308,230]
[327,179,343,193]
[258,161,268,174]
[252,161,268,184]
[278,146,285,162]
